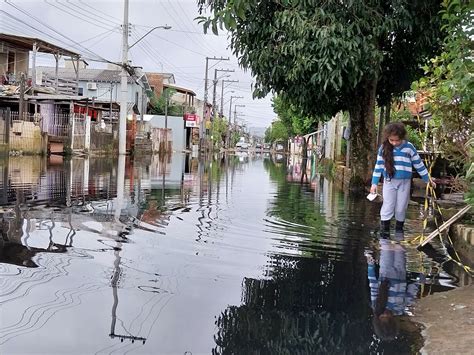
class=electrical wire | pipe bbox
[2,4,115,64]
[65,0,123,27]
[42,0,118,32]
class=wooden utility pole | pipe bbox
[19,73,25,120]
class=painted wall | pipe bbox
[78,81,144,114]
[145,115,186,152]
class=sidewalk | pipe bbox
[414,284,473,354]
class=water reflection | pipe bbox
[0,153,468,353]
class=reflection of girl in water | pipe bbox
[365,240,424,341]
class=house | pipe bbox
[0,33,82,155]
[0,33,81,89]
[35,63,151,120]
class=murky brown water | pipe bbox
[0,153,467,354]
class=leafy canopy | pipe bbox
[198,0,444,116]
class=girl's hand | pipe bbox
[429,178,437,189]
[370,184,377,194]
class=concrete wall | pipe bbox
[146,115,186,152]
[10,121,43,153]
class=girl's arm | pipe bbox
[371,147,384,192]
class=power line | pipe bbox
[42,0,117,32]
[78,0,124,23]
[64,0,123,27]
[2,4,114,63]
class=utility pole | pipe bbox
[227,95,243,148]
[234,104,246,140]
[119,0,129,155]
[200,56,229,152]
[212,68,234,116]
[220,79,238,117]
[19,73,25,120]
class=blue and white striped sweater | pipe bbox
[371,141,429,185]
[367,265,420,315]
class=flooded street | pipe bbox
[0,153,466,354]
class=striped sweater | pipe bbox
[367,264,421,315]
[371,141,429,185]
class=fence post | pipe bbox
[5,108,11,146]
[85,114,91,152]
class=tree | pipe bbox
[148,88,184,116]
[412,0,473,173]
[272,95,321,137]
[210,115,229,147]
[266,120,289,143]
[197,0,444,188]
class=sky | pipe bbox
[0,0,277,129]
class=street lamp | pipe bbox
[119,21,171,155]
[128,25,172,49]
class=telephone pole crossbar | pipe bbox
[200,56,229,152]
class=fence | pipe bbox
[0,109,7,147]
[0,108,44,153]
[73,115,86,150]
[90,121,117,153]
[43,112,71,138]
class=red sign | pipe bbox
[184,113,198,121]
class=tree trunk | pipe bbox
[300,136,308,184]
[348,76,377,191]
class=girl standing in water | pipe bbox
[370,122,435,238]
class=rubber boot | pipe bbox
[380,220,390,239]
[394,220,405,241]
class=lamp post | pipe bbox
[118,15,171,155]
[128,25,172,49]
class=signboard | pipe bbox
[184,113,198,121]
[186,121,197,128]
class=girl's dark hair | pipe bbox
[381,122,407,178]
[372,280,399,341]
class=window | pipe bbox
[78,87,84,96]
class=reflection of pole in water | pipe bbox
[109,241,146,344]
[115,155,125,222]
[161,155,166,203]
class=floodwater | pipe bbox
[0,153,468,354]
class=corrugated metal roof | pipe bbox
[34,66,136,84]
[0,33,79,57]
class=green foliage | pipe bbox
[405,125,423,150]
[149,88,184,116]
[272,95,323,137]
[198,0,443,114]
[265,120,289,143]
[412,0,473,175]
[210,115,229,146]
[197,0,444,186]
[391,108,413,122]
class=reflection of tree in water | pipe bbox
[213,254,371,354]
[213,158,421,353]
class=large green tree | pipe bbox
[198,0,444,188]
